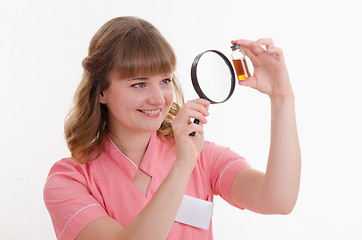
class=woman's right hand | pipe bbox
[171,98,210,169]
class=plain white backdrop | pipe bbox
[1,0,361,239]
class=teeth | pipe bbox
[141,109,161,115]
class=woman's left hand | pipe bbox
[231,38,293,98]
[229,39,301,215]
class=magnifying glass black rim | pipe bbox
[191,50,236,104]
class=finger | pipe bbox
[174,120,203,137]
[237,45,257,63]
[231,39,254,47]
[184,100,210,117]
[236,39,266,55]
[250,41,266,55]
[238,76,257,89]
[173,106,209,129]
[232,39,264,60]
[191,98,211,108]
[231,40,257,62]
[256,38,286,62]
[267,46,284,61]
[256,38,275,51]
[188,110,208,124]
[187,123,204,136]
[232,39,264,55]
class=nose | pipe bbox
[148,85,165,105]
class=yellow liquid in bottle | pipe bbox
[233,59,251,80]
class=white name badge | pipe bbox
[175,195,214,230]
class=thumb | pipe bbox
[238,76,256,89]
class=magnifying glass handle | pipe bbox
[189,119,200,136]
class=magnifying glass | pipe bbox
[189,50,236,136]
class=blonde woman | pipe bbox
[44,16,301,240]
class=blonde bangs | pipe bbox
[111,28,176,79]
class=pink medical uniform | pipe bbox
[44,132,250,240]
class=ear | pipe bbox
[99,92,107,104]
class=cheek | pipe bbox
[164,90,174,106]
[125,94,147,106]
[106,91,136,113]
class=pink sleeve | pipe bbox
[204,142,251,209]
[43,158,108,240]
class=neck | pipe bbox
[108,128,153,167]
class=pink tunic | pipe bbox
[44,132,250,239]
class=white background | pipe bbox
[1,0,361,239]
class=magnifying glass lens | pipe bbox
[191,50,236,104]
[196,52,232,103]
[189,50,236,136]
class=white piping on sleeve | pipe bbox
[57,203,101,240]
[218,160,240,196]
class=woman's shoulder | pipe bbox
[45,157,91,182]
[200,140,246,163]
[201,140,229,154]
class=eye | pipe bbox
[161,78,172,85]
[131,82,146,88]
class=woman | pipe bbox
[44,16,301,240]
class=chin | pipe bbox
[137,123,163,133]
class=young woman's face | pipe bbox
[100,72,174,135]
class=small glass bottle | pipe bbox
[231,44,251,81]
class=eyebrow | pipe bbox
[128,74,172,81]
[128,77,149,81]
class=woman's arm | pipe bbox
[229,38,301,214]
[76,99,210,240]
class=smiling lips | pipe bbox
[138,109,162,116]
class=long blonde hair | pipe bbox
[64,16,184,163]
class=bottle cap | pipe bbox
[231,44,240,51]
